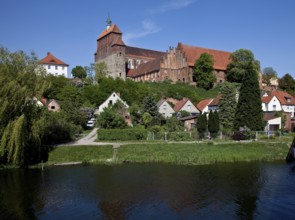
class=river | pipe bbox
[1,162,295,219]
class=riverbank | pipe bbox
[38,141,289,167]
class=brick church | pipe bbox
[94,17,231,85]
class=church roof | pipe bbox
[126,46,165,60]
[98,24,122,40]
[127,58,161,77]
[39,52,68,66]
[178,43,231,70]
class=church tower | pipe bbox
[94,16,126,80]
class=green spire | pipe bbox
[106,14,112,29]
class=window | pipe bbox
[62,66,65,70]
[48,65,51,69]
[55,66,58,70]
[273,105,276,111]
[109,100,113,105]
[51,106,55,110]
[187,105,191,110]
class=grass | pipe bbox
[42,142,290,166]
[44,145,114,166]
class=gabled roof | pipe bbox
[209,95,221,106]
[173,98,195,112]
[261,95,273,104]
[196,98,213,111]
[127,58,161,77]
[270,90,295,105]
[126,46,165,60]
[177,43,231,70]
[97,24,122,40]
[40,52,68,66]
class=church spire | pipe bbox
[106,14,112,30]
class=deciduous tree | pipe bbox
[193,53,215,90]
[72,65,87,79]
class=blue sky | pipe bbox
[0,0,294,77]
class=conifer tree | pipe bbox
[197,113,207,139]
[208,110,218,138]
[234,62,264,131]
[218,82,237,132]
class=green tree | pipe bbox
[214,111,220,132]
[193,53,215,90]
[143,96,159,117]
[208,110,219,138]
[0,47,46,166]
[97,107,128,129]
[262,67,277,85]
[226,49,260,83]
[94,62,108,83]
[143,112,153,128]
[218,82,237,132]
[197,113,207,139]
[72,65,87,79]
[234,62,264,131]
[279,73,295,92]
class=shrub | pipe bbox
[97,128,147,141]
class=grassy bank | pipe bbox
[43,142,289,166]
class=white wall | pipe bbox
[158,101,175,117]
[262,96,282,112]
[181,100,200,115]
[282,105,295,117]
[42,64,68,77]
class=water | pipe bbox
[1,162,295,220]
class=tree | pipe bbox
[143,96,159,117]
[279,73,295,92]
[94,62,108,83]
[218,82,237,132]
[71,65,87,79]
[234,62,264,131]
[97,107,128,129]
[226,49,260,83]
[262,67,277,85]
[208,110,219,138]
[197,113,207,139]
[0,47,46,166]
[193,53,215,90]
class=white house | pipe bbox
[157,99,175,117]
[196,98,213,114]
[261,95,283,112]
[94,92,129,115]
[173,98,200,116]
[39,52,69,77]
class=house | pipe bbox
[173,98,200,116]
[157,99,175,118]
[179,115,198,131]
[263,112,281,132]
[196,98,213,114]
[41,98,60,112]
[262,77,279,91]
[40,52,69,77]
[94,92,129,115]
[261,90,295,131]
[94,92,132,126]
[208,95,221,112]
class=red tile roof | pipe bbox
[40,52,68,66]
[261,95,273,104]
[173,98,190,112]
[126,46,165,60]
[209,95,221,106]
[270,90,295,105]
[196,98,213,111]
[97,24,122,40]
[127,58,161,77]
[178,43,231,70]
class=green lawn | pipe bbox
[44,142,289,166]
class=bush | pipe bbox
[97,128,147,141]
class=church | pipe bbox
[94,17,231,85]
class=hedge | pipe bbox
[97,128,148,141]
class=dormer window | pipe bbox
[285,96,291,102]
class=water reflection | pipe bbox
[1,162,295,219]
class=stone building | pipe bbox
[94,18,231,85]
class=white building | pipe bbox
[157,99,175,118]
[40,52,69,77]
[94,92,129,115]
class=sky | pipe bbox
[0,0,294,78]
